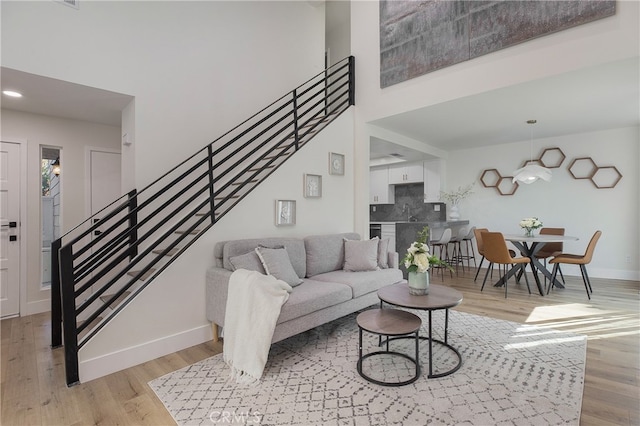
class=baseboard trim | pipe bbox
[79,323,212,383]
[25,299,51,316]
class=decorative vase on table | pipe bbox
[449,204,460,220]
[524,228,535,237]
[408,271,430,295]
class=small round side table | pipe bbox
[356,308,421,386]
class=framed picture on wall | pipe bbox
[329,152,345,175]
[304,174,322,198]
[275,200,296,226]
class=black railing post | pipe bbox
[127,189,138,261]
[348,56,355,106]
[292,89,299,150]
[60,244,80,386]
[207,145,216,224]
[51,238,63,348]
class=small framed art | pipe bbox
[275,200,296,226]
[329,152,345,175]
[304,174,322,198]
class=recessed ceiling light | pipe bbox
[3,90,23,98]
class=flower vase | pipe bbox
[408,271,430,295]
[524,228,534,237]
[449,204,460,220]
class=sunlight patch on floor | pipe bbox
[524,303,639,341]
[525,303,615,323]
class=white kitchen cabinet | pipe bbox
[388,161,423,184]
[369,167,395,204]
[381,224,396,253]
[423,159,443,202]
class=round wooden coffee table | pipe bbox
[377,283,463,378]
[356,308,421,386]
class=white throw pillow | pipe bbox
[377,237,390,269]
[255,246,303,287]
[343,238,379,272]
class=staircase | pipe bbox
[51,56,355,386]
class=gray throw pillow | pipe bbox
[343,238,379,272]
[229,251,266,274]
[255,246,303,287]
[377,237,390,269]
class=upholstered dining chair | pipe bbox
[481,232,532,298]
[548,230,602,299]
[430,228,453,279]
[473,227,489,281]
[535,227,566,285]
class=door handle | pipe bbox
[1,221,17,228]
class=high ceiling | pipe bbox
[2,58,638,159]
[369,57,639,164]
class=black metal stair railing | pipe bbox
[50,56,355,386]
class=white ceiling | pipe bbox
[1,67,132,127]
[369,57,639,163]
[2,58,638,155]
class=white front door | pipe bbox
[90,150,122,217]
[1,142,21,317]
[87,149,122,290]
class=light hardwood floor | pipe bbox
[2,267,638,425]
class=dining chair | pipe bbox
[473,228,489,281]
[535,227,566,285]
[481,232,532,298]
[473,228,515,282]
[430,228,453,279]
[547,230,602,299]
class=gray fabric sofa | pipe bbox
[206,232,403,344]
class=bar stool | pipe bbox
[461,226,477,270]
[430,228,453,279]
[449,227,470,273]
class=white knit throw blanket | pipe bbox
[223,269,292,384]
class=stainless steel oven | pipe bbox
[369,223,382,239]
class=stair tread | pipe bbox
[99,291,131,306]
[127,269,156,281]
[175,229,201,235]
[152,247,180,256]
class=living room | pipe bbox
[1,1,638,424]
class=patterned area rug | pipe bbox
[149,309,586,425]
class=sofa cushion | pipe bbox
[255,247,303,287]
[277,279,352,324]
[228,251,265,273]
[309,268,403,298]
[304,232,360,277]
[222,238,306,278]
[377,238,390,269]
[343,238,379,272]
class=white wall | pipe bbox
[78,109,356,382]
[447,127,639,281]
[1,0,326,189]
[0,110,121,314]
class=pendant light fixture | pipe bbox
[512,120,552,184]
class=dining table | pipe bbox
[497,234,579,296]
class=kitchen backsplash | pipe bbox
[370,183,447,222]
